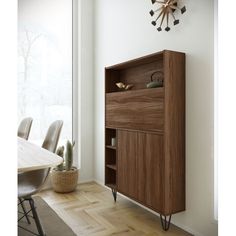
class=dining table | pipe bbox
[18,137,63,172]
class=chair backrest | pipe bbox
[41,120,63,153]
[17,117,33,140]
[36,120,63,189]
[18,120,63,197]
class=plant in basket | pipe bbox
[51,140,79,193]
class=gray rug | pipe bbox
[18,196,76,236]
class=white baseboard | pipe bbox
[93,179,104,186]
[78,178,94,184]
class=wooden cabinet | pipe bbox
[105,50,185,230]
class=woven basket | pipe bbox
[51,167,79,193]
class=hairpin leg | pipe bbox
[160,214,172,231]
[111,188,117,202]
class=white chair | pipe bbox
[18,120,63,236]
[18,117,33,140]
[18,117,33,224]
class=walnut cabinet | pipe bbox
[104,50,185,230]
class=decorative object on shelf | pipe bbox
[149,0,186,32]
[116,82,134,91]
[147,70,164,88]
[51,140,79,193]
[111,137,116,147]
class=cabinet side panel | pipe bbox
[164,51,186,214]
[117,130,138,199]
[105,69,120,93]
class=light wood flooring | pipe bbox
[38,182,192,236]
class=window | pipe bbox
[18,0,73,146]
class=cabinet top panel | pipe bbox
[105,50,185,70]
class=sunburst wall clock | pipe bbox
[150,0,186,32]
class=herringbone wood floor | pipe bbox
[38,182,192,236]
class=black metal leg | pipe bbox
[18,198,31,224]
[28,198,45,236]
[160,214,172,231]
[112,188,117,202]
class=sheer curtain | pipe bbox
[18,0,72,146]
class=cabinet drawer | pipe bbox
[106,88,164,132]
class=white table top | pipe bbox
[18,137,63,172]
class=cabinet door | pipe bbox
[137,133,164,212]
[117,130,138,199]
[106,89,164,132]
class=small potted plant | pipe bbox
[51,140,79,193]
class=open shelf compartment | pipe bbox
[105,52,164,93]
[105,128,117,188]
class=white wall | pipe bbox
[76,0,94,182]
[93,0,217,235]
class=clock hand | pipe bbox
[170,10,176,20]
[165,0,172,6]
[159,10,166,28]
[152,7,165,25]
[152,6,163,14]
[166,9,170,26]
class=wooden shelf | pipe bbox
[105,128,117,191]
[106,164,117,171]
[106,145,116,150]
[105,50,186,225]
[105,87,164,96]
[106,126,164,135]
